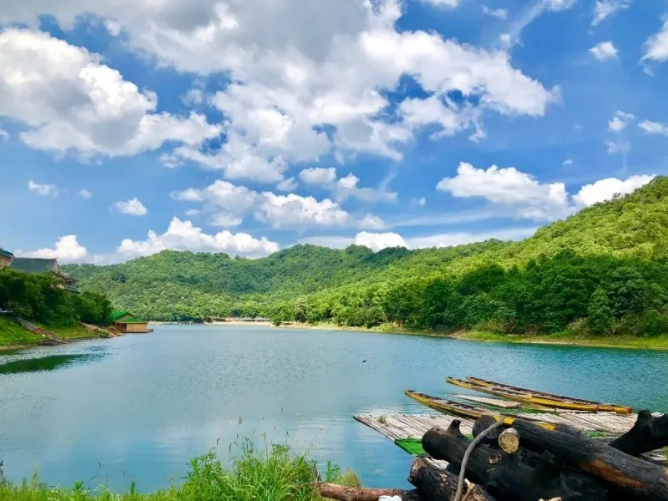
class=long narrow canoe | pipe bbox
[445,377,601,412]
[405,390,558,430]
[466,376,632,414]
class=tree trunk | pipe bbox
[317,483,420,501]
[422,420,502,486]
[408,458,497,501]
[511,419,668,500]
[609,410,668,456]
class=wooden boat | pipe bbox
[445,377,601,412]
[466,376,632,414]
[405,390,557,430]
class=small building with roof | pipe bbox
[111,311,149,333]
[8,257,80,293]
[0,248,13,270]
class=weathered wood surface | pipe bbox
[318,482,420,501]
[498,428,520,454]
[511,419,668,500]
[609,410,668,456]
[453,394,522,409]
[408,457,498,501]
[423,420,609,501]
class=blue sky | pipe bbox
[1,0,668,263]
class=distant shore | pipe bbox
[170,320,668,351]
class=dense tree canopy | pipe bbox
[0,269,112,327]
[64,177,668,337]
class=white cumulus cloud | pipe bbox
[0,29,221,159]
[608,111,635,132]
[114,197,148,216]
[546,0,578,11]
[28,180,58,196]
[78,189,93,199]
[300,168,338,185]
[437,162,571,221]
[353,232,407,251]
[643,20,668,63]
[573,175,655,207]
[276,177,298,192]
[590,41,618,61]
[117,218,279,259]
[639,120,668,136]
[17,235,88,263]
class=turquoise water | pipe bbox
[1,325,667,491]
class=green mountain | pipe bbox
[65,177,668,336]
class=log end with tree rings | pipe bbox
[498,428,520,454]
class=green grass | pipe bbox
[44,324,106,340]
[457,330,668,350]
[0,440,351,501]
[0,317,42,348]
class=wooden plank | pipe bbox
[454,394,522,409]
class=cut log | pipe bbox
[317,483,420,501]
[473,416,503,446]
[511,419,668,500]
[498,429,520,454]
[422,420,502,486]
[609,410,668,456]
[408,458,497,501]
[425,420,608,501]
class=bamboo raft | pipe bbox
[354,411,668,464]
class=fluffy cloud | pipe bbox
[113,197,148,216]
[437,162,571,221]
[608,111,635,132]
[255,192,352,229]
[592,0,632,26]
[78,189,93,199]
[573,175,655,207]
[0,0,556,180]
[276,177,298,192]
[643,20,668,63]
[28,180,58,196]
[172,179,385,229]
[590,41,618,61]
[353,232,406,251]
[301,226,538,252]
[639,120,668,136]
[482,6,508,19]
[300,168,338,185]
[0,29,221,159]
[299,167,396,203]
[0,128,8,141]
[171,180,257,227]
[117,218,279,259]
[17,235,88,263]
[563,159,574,166]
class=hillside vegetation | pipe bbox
[65,177,668,337]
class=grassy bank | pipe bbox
[0,317,43,348]
[454,330,668,350]
[275,321,668,350]
[0,442,358,501]
[0,317,109,351]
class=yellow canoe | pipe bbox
[405,390,557,430]
[446,377,600,412]
[466,376,632,414]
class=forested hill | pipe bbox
[65,177,668,336]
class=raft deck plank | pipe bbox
[453,394,522,409]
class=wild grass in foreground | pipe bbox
[0,441,359,501]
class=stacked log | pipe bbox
[319,410,668,501]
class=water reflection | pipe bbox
[0,353,103,375]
